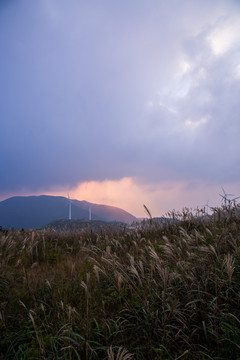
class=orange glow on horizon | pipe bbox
[2,178,240,218]
[47,177,150,217]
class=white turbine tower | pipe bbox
[89,206,91,221]
[68,193,72,220]
[203,200,210,215]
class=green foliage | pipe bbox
[0,206,240,359]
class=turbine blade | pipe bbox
[221,186,226,195]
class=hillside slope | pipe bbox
[0,195,136,228]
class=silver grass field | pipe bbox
[0,206,240,359]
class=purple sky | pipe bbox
[1,0,240,216]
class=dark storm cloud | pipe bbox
[1,0,240,195]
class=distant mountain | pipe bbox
[0,195,137,229]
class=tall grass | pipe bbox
[0,206,240,359]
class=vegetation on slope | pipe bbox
[0,206,240,359]
[44,219,127,233]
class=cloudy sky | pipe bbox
[1,0,240,216]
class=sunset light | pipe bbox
[1,2,240,358]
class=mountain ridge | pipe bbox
[0,195,136,229]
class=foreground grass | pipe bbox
[0,207,240,359]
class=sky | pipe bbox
[1,0,240,217]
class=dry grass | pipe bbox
[0,206,240,359]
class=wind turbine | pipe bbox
[68,193,72,220]
[219,187,234,207]
[203,200,210,215]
